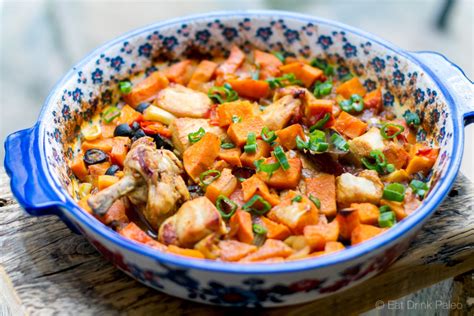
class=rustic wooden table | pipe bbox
[0,169,473,315]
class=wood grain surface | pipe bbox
[0,169,473,316]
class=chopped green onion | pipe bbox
[221,142,235,149]
[379,211,397,228]
[313,80,333,98]
[309,113,331,132]
[266,73,302,89]
[296,135,308,150]
[254,159,280,175]
[308,131,328,153]
[386,164,395,173]
[410,179,429,198]
[379,205,391,213]
[119,80,132,94]
[244,132,257,153]
[381,123,405,139]
[253,232,266,246]
[291,195,303,203]
[272,51,285,63]
[309,141,329,153]
[339,99,353,112]
[273,146,290,170]
[232,115,242,123]
[261,127,277,143]
[403,111,420,127]
[361,150,395,175]
[216,195,238,219]
[188,127,205,144]
[383,183,406,202]
[102,106,121,123]
[199,169,221,188]
[242,194,272,215]
[247,132,256,145]
[351,94,364,112]
[339,94,364,113]
[310,129,326,141]
[330,133,349,152]
[310,58,334,76]
[252,224,268,235]
[208,83,239,104]
[244,143,257,153]
[309,194,321,209]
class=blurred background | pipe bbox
[0,0,472,314]
[1,0,473,180]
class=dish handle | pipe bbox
[4,126,80,233]
[411,51,474,126]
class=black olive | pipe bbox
[105,164,121,176]
[114,123,133,137]
[84,149,108,165]
[153,134,174,150]
[132,129,146,142]
[232,166,255,180]
[135,102,151,113]
[131,121,140,131]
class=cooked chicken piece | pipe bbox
[336,171,383,207]
[158,196,226,248]
[273,85,308,101]
[267,192,318,234]
[348,127,386,159]
[169,117,227,154]
[261,94,301,130]
[88,137,190,229]
[156,84,212,118]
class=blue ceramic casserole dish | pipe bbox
[4,11,474,307]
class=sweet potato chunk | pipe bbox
[254,50,282,79]
[187,60,218,91]
[119,222,166,251]
[124,71,169,107]
[276,124,305,150]
[351,203,380,225]
[227,116,266,147]
[280,62,323,87]
[216,100,256,127]
[257,157,302,190]
[241,174,280,206]
[334,111,368,139]
[351,224,384,245]
[259,216,291,240]
[205,168,238,203]
[336,208,361,240]
[239,239,294,262]
[227,79,270,99]
[336,77,366,99]
[219,240,257,262]
[218,147,242,167]
[183,133,221,181]
[229,210,254,244]
[240,140,271,167]
[304,174,337,217]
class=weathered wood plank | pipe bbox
[0,169,473,315]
